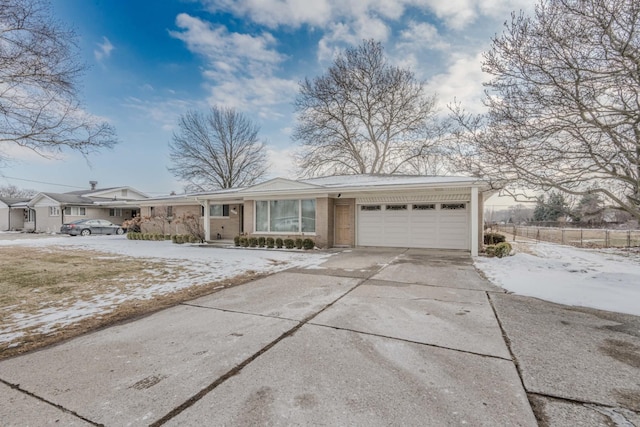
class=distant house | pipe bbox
[140,175,495,256]
[2,182,148,233]
[0,197,30,231]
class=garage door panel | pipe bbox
[357,203,469,250]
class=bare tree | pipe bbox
[176,212,205,243]
[0,184,36,198]
[450,0,640,221]
[0,0,117,163]
[168,106,268,191]
[294,39,445,177]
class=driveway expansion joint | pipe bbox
[0,378,103,426]
[307,322,513,361]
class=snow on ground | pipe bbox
[0,235,332,346]
[475,240,640,316]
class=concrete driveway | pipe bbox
[1,247,637,426]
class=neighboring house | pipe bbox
[12,183,148,233]
[0,197,31,231]
[140,175,495,256]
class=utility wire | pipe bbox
[0,175,173,195]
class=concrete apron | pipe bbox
[0,248,536,426]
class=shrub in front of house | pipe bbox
[275,238,283,248]
[302,238,314,250]
[240,237,248,247]
[494,242,512,258]
[484,232,506,245]
[249,237,258,247]
[295,238,303,249]
[234,236,240,246]
[284,238,295,249]
[258,237,266,247]
[266,237,275,248]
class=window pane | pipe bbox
[301,199,315,232]
[255,201,268,232]
[210,205,223,216]
[270,200,298,232]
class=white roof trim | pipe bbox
[238,177,322,193]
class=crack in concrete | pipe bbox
[585,403,638,427]
[0,378,102,426]
[529,392,640,427]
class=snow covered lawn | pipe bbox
[475,239,640,316]
[0,235,331,355]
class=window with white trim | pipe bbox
[360,205,381,211]
[209,204,229,217]
[255,199,315,233]
[49,206,60,216]
[64,207,86,216]
[109,208,123,217]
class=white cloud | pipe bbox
[397,21,450,51]
[205,76,299,118]
[170,14,285,73]
[170,13,296,118]
[94,36,114,61]
[425,52,487,113]
[265,146,298,179]
[123,97,202,131]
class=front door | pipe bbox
[334,204,352,246]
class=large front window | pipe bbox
[255,199,315,233]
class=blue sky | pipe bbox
[1,0,533,202]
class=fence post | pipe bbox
[628,230,631,248]
[605,230,609,248]
[513,225,516,241]
[580,229,583,247]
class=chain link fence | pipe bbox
[493,224,640,249]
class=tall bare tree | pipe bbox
[0,0,117,163]
[450,0,640,220]
[168,106,268,191]
[294,39,445,177]
[0,184,36,198]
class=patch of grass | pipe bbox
[0,246,265,360]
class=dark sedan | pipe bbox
[60,219,125,236]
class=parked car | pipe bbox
[60,219,125,236]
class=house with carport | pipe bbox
[140,175,494,256]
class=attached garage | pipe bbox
[357,202,469,249]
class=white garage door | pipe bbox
[357,203,469,250]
